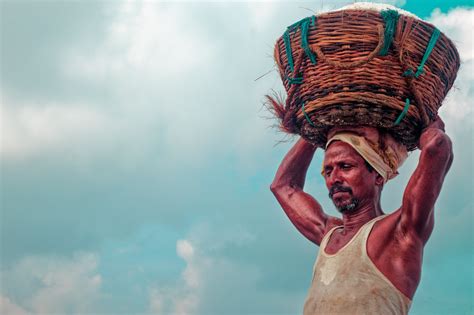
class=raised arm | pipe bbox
[399,116,453,244]
[270,137,340,245]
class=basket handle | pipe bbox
[309,25,385,70]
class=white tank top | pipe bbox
[303,215,412,315]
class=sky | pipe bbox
[0,1,473,314]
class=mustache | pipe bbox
[328,184,353,198]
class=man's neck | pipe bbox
[340,202,383,233]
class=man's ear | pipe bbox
[375,174,384,186]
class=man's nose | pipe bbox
[327,169,343,186]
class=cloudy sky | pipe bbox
[1,1,472,314]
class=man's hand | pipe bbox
[425,115,445,132]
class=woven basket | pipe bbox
[270,7,460,150]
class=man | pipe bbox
[270,117,452,315]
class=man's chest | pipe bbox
[324,229,359,255]
[322,220,423,299]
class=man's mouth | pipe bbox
[329,185,353,199]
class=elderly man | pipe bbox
[270,117,452,315]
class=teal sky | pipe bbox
[1,1,473,314]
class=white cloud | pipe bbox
[164,230,303,314]
[147,225,285,315]
[0,2,323,166]
[173,294,199,315]
[3,1,225,164]
[429,8,474,62]
[0,99,113,159]
[0,252,102,314]
[177,240,200,290]
[384,0,407,7]
[429,8,474,125]
[58,0,284,168]
[64,1,215,81]
[148,239,201,315]
[148,288,165,314]
[177,240,195,261]
[0,295,29,315]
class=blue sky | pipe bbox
[1,1,472,314]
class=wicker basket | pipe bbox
[270,7,460,150]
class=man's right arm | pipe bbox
[270,137,340,245]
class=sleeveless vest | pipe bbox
[303,215,412,315]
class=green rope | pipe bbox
[287,19,303,31]
[415,28,440,77]
[286,76,303,84]
[301,17,317,64]
[402,69,415,77]
[282,16,317,75]
[283,31,294,73]
[379,9,399,56]
[394,98,411,125]
[403,28,441,78]
[302,102,315,127]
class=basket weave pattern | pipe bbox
[271,10,460,150]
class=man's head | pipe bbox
[323,141,384,214]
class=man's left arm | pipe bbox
[399,116,453,244]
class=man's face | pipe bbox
[323,141,380,213]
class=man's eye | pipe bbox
[342,164,352,169]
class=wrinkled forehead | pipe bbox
[324,141,364,164]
